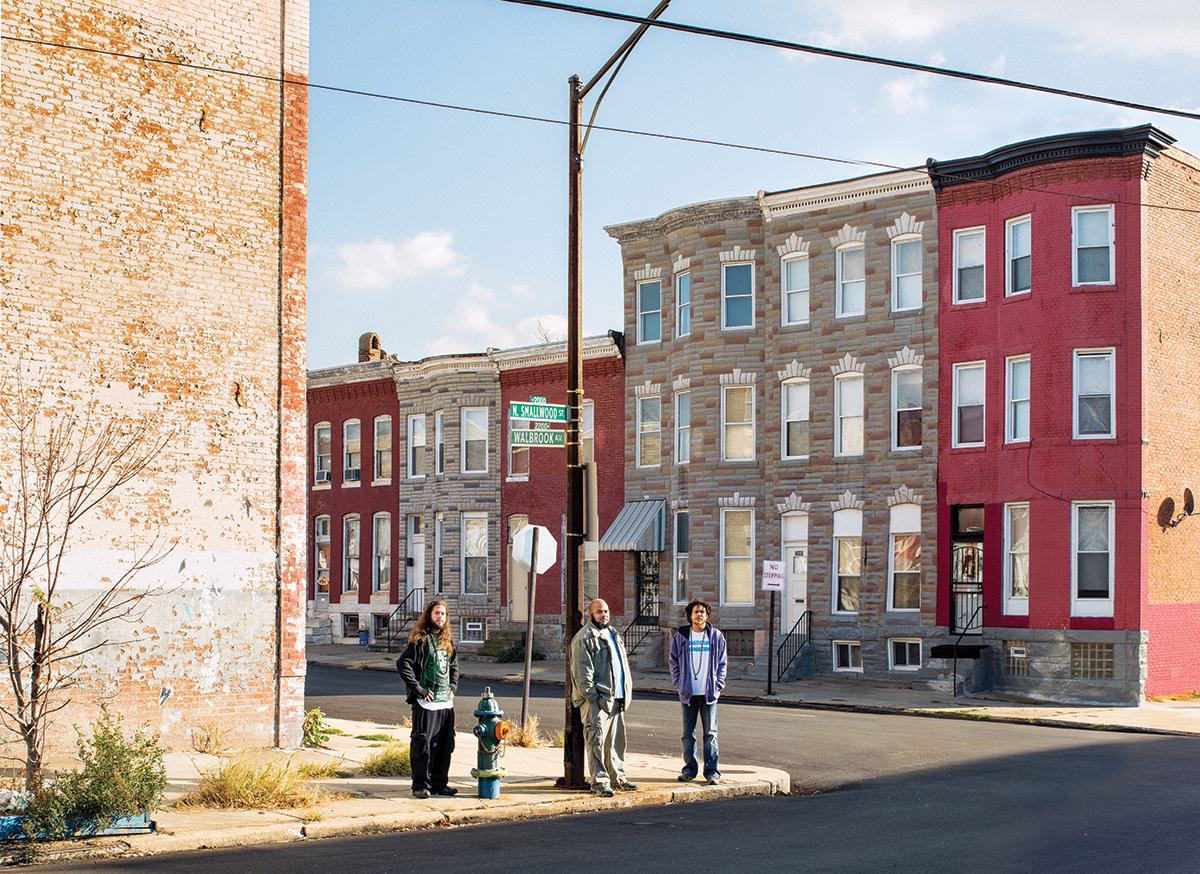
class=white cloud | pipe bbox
[328,230,464,291]
[423,283,566,356]
[881,74,931,112]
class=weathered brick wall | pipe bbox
[0,0,308,749]
[1142,148,1200,696]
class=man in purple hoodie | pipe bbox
[668,600,727,784]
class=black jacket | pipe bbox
[396,636,459,706]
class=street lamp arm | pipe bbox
[579,0,670,98]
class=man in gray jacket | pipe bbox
[570,598,636,797]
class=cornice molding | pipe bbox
[719,368,758,386]
[829,223,867,249]
[604,196,761,244]
[775,232,810,257]
[719,492,756,508]
[886,211,925,239]
[673,255,691,274]
[634,379,661,398]
[761,169,931,222]
[634,263,663,282]
[777,492,812,515]
[830,490,864,512]
[830,353,864,376]
[719,244,756,263]
[888,485,923,507]
[777,360,812,382]
[672,375,691,392]
[887,346,924,369]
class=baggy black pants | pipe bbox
[410,705,456,792]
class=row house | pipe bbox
[605,170,941,678]
[306,333,626,654]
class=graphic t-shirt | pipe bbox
[688,629,711,698]
[418,638,453,711]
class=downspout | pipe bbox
[273,0,287,748]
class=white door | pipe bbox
[508,515,529,622]
[782,513,808,632]
[407,515,425,612]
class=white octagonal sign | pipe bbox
[511,524,558,575]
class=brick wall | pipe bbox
[0,0,308,748]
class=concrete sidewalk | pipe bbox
[309,644,1200,738]
[10,716,787,866]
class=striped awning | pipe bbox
[598,500,665,552]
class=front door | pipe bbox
[407,515,425,614]
[782,512,809,633]
[950,505,984,634]
[633,552,660,626]
[508,515,529,622]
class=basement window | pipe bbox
[833,640,863,672]
[461,619,486,644]
[1071,642,1114,680]
[1003,641,1030,677]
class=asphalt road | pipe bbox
[52,666,1200,873]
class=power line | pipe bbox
[499,0,1200,124]
[3,32,1199,215]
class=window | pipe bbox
[836,244,865,317]
[343,420,361,481]
[722,385,754,462]
[314,516,330,594]
[673,510,690,604]
[434,411,445,475]
[676,272,692,338]
[1071,642,1114,680]
[781,254,810,326]
[637,279,662,344]
[675,391,691,465]
[1006,215,1031,295]
[636,396,661,468]
[782,379,809,460]
[372,513,391,593]
[373,417,393,481]
[461,619,486,645]
[953,227,985,303]
[433,512,445,595]
[1073,349,1115,439]
[406,415,424,478]
[341,614,359,639]
[891,236,922,311]
[582,400,595,464]
[342,514,360,593]
[1006,356,1031,443]
[889,639,921,671]
[888,503,920,611]
[952,362,985,447]
[833,641,862,672]
[461,407,488,473]
[314,423,332,484]
[720,509,753,605]
[1072,501,1114,616]
[372,614,389,638]
[722,262,754,329]
[891,368,921,451]
[1003,641,1030,677]
[834,374,864,457]
[1004,503,1030,615]
[509,417,530,479]
[833,509,862,613]
[1073,205,1114,286]
[462,512,488,596]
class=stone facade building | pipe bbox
[606,171,941,679]
[0,1,309,747]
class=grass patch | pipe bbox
[294,760,345,780]
[361,744,411,777]
[354,733,396,742]
[1149,690,1200,702]
[181,755,324,809]
[324,727,348,736]
[297,808,325,822]
[398,715,413,729]
[190,722,228,756]
[548,729,564,748]
[509,715,546,748]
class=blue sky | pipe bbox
[307,0,1200,369]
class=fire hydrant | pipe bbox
[470,687,511,799]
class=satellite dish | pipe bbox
[1185,488,1195,516]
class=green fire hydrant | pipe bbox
[469,687,511,799]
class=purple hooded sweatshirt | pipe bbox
[668,624,728,705]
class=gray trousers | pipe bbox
[582,698,627,789]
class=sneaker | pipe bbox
[677,773,697,783]
[705,775,722,785]
[412,788,431,799]
[433,787,458,797]
[616,781,639,791]
[593,785,614,798]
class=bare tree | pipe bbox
[532,319,566,345]
[0,384,172,789]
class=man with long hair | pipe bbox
[397,599,459,799]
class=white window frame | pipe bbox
[1072,205,1115,287]
[372,512,391,594]
[888,638,922,671]
[781,253,810,327]
[1005,215,1032,297]
[890,234,923,313]
[1006,355,1031,444]
[832,640,863,673]
[890,366,922,452]
[343,419,361,483]
[721,261,755,331]
[833,373,864,458]
[673,509,690,605]
[719,507,754,606]
[405,414,424,479]
[675,271,692,339]
[1004,502,1030,616]
[887,502,921,613]
[461,618,486,644]
[313,422,332,485]
[674,391,691,465]
[372,416,392,483]
[1073,348,1116,440]
[835,243,866,318]
[781,377,810,461]
[832,508,863,615]
[433,511,445,595]
[314,515,331,594]
[434,410,445,475]
[721,384,755,463]
[342,513,360,593]
[461,407,489,474]
[1071,500,1115,617]
[636,395,662,469]
[952,226,986,305]
[461,511,488,597]
[952,361,986,448]
[508,416,531,481]
[637,278,662,345]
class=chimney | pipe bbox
[358,332,383,362]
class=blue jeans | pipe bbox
[680,695,719,778]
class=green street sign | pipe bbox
[509,400,567,423]
[511,428,566,447]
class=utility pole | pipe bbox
[560,0,670,790]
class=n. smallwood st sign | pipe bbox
[509,396,568,447]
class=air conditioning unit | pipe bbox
[314,470,330,483]
[345,468,361,481]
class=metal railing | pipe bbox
[622,613,658,657]
[951,602,985,698]
[775,610,812,682]
[383,586,427,652]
